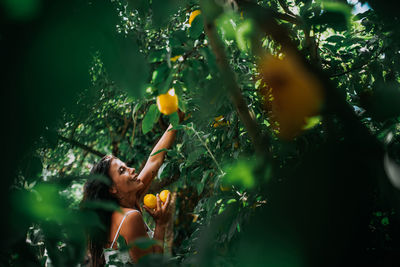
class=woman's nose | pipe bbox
[130,167,136,174]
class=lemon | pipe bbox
[156,89,178,115]
[258,52,323,140]
[170,55,181,62]
[189,10,201,25]
[159,190,170,203]
[144,194,157,209]
[220,184,231,192]
[212,115,230,128]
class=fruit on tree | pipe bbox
[258,52,324,140]
[144,194,157,209]
[212,115,230,128]
[189,9,201,25]
[157,88,178,115]
[170,55,181,62]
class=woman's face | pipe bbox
[108,157,144,198]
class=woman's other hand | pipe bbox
[143,193,171,226]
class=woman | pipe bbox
[82,114,181,266]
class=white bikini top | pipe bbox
[110,209,154,249]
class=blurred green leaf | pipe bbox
[189,14,204,39]
[142,104,160,134]
[133,237,160,250]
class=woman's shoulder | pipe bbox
[111,208,141,225]
[119,209,147,239]
[121,207,142,216]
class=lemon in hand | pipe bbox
[157,89,178,115]
[144,194,157,209]
[159,190,170,203]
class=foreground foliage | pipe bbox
[3,0,400,266]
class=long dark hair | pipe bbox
[82,155,117,267]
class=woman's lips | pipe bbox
[130,173,139,182]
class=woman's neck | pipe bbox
[118,192,141,210]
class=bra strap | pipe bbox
[110,210,140,249]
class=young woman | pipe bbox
[82,114,182,266]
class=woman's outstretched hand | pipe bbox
[143,193,171,226]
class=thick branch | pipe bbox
[277,0,295,16]
[57,134,105,158]
[201,2,268,155]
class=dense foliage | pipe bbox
[2,0,400,266]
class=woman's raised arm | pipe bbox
[137,123,177,197]
[137,110,183,199]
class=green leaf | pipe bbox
[132,101,142,120]
[169,112,179,127]
[151,148,168,157]
[189,14,204,39]
[152,63,169,86]
[148,50,165,63]
[169,30,187,48]
[117,235,128,251]
[133,237,160,250]
[196,182,205,195]
[142,104,160,134]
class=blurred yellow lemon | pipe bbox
[220,184,231,192]
[212,115,230,127]
[170,55,181,62]
[159,189,170,203]
[189,10,201,25]
[144,194,157,209]
[258,52,324,140]
[157,89,178,115]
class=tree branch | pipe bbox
[277,0,295,17]
[57,134,105,158]
[200,0,269,156]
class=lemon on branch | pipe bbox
[258,52,324,140]
[159,189,170,203]
[144,194,157,209]
[157,88,178,115]
[170,55,182,62]
[189,9,201,25]
[212,115,230,128]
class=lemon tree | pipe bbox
[5,0,400,266]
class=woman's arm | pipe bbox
[137,124,177,199]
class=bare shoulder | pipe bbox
[120,209,147,240]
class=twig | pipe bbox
[57,134,105,158]
[188,125,224,175]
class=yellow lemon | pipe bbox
[144,194,157,209]
[159,189,170,203]
[258,52,324,140]
[220,184,231,192]
[170,55,181,62]
[156,89,179,115]
[189,9,201,25]
[212,115,230,128]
